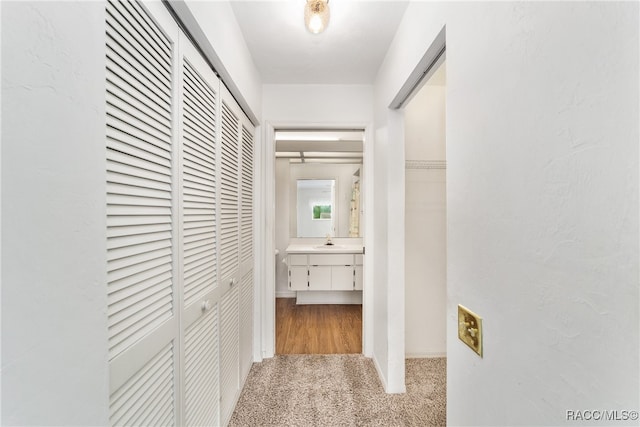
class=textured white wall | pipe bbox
[262,84,373,124]
[1,1,109,424]
[376,1,639,424]
[404,83,447,358]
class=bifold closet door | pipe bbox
[107,2,255,426]
[179,38,222,427]
[106,1,180,425]
[239,115,255,382]
[218,83,256,427]
[218,84,242,426]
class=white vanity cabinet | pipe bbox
[288,253,360,291]
[309,254,354,291]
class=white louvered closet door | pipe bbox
[106,1,180,426]
[107,2,255,426]
[239,117,255,382]
[179,39,222,427]
[219,85,242,426]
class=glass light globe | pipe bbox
[304,0,330,34]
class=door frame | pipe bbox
[259,121,375,359]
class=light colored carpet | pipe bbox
[229,355,446,427]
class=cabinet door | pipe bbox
[354,265,363,290]
[289,266,308,291]
[309,266,332,290]
[332,266,354,290]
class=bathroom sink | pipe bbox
[313,244,345,249]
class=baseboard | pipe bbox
[405,352,447,359]
[295,291,362,305]
[371,353,388,392]
[275,291,296,298]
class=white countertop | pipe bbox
[286,244,363,255]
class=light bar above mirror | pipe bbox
[275,129,363,163]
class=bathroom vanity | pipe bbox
[285,243,363,304]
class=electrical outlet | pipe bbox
[458,305,483,357]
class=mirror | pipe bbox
[287,163,361,238]
[296,179,335,237]
[275,129,363,238]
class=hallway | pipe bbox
[2,1,638,425]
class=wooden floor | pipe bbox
[275,298,362,354]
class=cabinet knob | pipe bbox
[201,300,211,311]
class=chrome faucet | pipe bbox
[325,233,334,246]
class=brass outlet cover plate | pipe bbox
[458,304,483,357]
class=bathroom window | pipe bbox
[312,204,332,220]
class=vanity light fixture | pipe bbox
[304,0,330,34]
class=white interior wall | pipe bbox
[404,81,447,358]
[372,126,389,388]
[263,84,373,125]
[385,109,406,393]
[263,83,375,357]
[1,2,109,424]
[376,1,639,424]
[275,158,292,296]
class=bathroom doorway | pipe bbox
[273,129,365,354]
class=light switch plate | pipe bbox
[458,304,483,357]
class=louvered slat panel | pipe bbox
[219,285,239,424]
[239,268,254,379]
[110,342,175,427]
[111,0,172,62]
[106,1,171,84]
[219,101,239,280]
[184,305,220,426]
[182,59,217,307]
[240,126,254,263]
[106,0,174,361]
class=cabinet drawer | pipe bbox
[308,254,354,266]
[289,254,308,266]
[355,254,363,265]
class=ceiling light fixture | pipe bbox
[304,0,330,34]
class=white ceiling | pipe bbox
[230,0,410,84]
